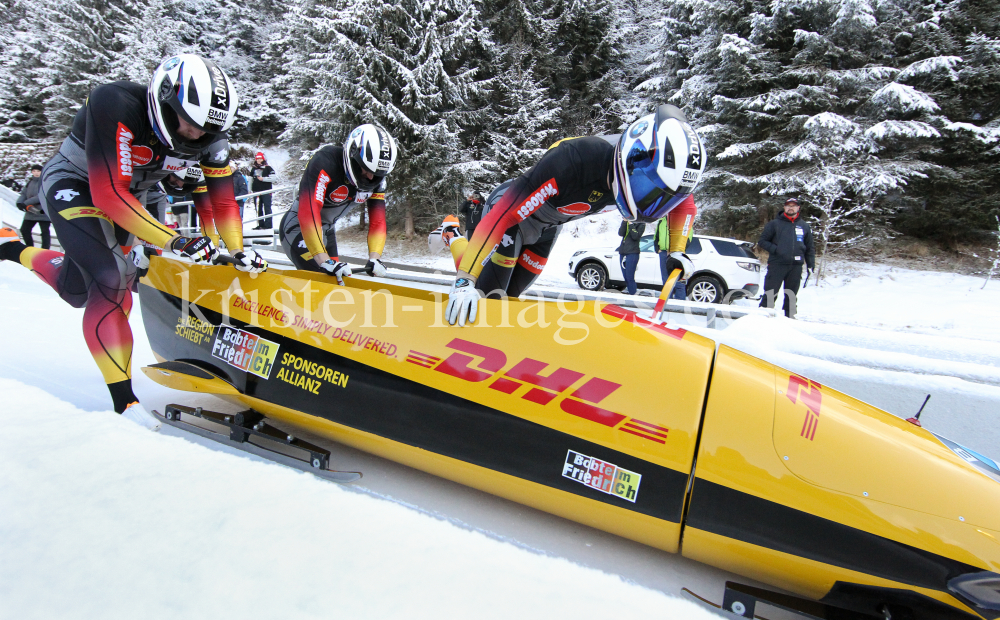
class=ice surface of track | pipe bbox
[0,264,736,619]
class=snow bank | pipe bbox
[0,380,717,620]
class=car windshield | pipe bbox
[686,237,702,254]
[639,235,655,252]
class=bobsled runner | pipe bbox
[138,256,1000,620]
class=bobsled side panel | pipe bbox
[237,391,683,552]
[685,346,998,619]
[141,257,713,478]
[139,258,718,551]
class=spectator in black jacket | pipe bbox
[250,152,276,229]
[459,192,482,237]
[758,197,815,318]
[232,168,249,211]
[616,220,646,295]
[17,165,50,249]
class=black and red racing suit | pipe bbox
[457,136,696,297]
[279,145,387,271]
[15,80,243,411]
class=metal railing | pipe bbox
[168,184,294,251]
[1,182,770,328]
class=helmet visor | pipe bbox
[348,156,382,191]
[618,167,689,222]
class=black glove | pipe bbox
[232,250,268,273]
[170,236,218,264]
[664,252,694,280]
[129,245,151,276]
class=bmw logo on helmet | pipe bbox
[628,120,649,139]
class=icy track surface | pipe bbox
[0,263,725,619]
[0,379,720,620]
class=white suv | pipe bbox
[567,234,763,304]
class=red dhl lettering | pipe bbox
[201,166,232,178]
[491,253,517,267]
[787,374,822,440]
[419,339,665,442]
[515,179,558,221]
[62,206,112,222]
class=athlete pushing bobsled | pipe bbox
[278,125,397,284]
[0,54,265,430]
[436,104,706,326]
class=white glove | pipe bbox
[445,278,482,327]
[665,252,694,280]
[365,259,388,277]
[171,236,218,264]
[128,246,150,271]
[319,259,352,285]
[232,249,267,274]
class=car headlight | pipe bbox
[949,572,1000,611]
[737,261,757,272]
[572,251,586,257]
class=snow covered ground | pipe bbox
[0,264,727,620]
[3,203,1000,617]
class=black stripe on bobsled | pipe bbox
[139,284,689,523]
[686,478,984,593]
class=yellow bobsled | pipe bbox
[139,257,1000,620]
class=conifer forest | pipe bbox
[1,0,998,250]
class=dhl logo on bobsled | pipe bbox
[406,338,669,444]
[787,373,823,441]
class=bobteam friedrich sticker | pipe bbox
[562,450,641,503]
[211,325,279,379]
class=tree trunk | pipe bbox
[405,203,415,239]
[817,212,830,283]
[358,208,366,230]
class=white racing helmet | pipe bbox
[613,104,706,223]
[343,124,397,192]
[148,54,240,156]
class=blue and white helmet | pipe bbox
[343,124,397,192]
[612,105,706,223]
[148,54,240,156]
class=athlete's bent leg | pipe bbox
[42,176,141,412]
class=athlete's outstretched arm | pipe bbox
[200,141,243,252]
[191,184,219,247]
[666,195,697,253]
[366,192,386,259]
[297,159,333,264]
[84,86,178,249]
[457,152,564,280]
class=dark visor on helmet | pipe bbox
[621,145,689,221]
[348,156,383,191]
